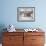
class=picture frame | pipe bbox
[17,7,35,22]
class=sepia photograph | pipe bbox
[17,7,35,22]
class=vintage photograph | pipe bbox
[17,7,35,22]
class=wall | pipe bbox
[0,0,46,43]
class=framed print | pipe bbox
[17,7,35,22]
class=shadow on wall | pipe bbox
[0,24,7,43]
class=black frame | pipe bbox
[17,7,35,22]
